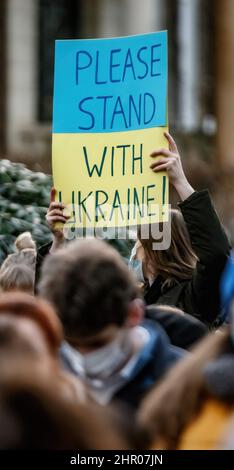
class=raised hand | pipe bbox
[150,132,194,201]
[46,188,70,249]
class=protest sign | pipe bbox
[52,31,168,229]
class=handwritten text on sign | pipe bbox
[52,31,168,228]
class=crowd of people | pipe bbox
[0,132,234,450]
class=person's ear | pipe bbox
[126,298,145,327]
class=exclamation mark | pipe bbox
[71,190,76,232]
[162,175,166,216]
[58,191,63,231]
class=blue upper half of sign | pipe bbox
[53,31,168,133]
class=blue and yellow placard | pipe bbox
[52,31,168,228]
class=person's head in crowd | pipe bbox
[138,325,234,450]
[39,238,183,408]
[39,238,144,352]
[0,264,35,295]
[150,304,185,317]
[0,232,37,294]
[132,212,197,289]
[15,231,36,249]
[0,359,131,450]
[0,292,62,358]
[0,292,87,403]
[1,231,36,271]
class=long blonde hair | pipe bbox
[138,209,197,287]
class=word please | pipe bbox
[75,44,162,85]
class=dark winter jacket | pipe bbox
[36,190,230,326]
[204,350,234,402]
[146,305,208,349]
[144,190,230,326]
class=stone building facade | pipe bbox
[0,0,233,173]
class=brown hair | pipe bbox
[0,358,131,449]
[0,292,63,355]
[138,209,197,288]
[39,238,139,338]
[138,327,231,449]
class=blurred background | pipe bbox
[0,0,234,253]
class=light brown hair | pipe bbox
[138,209,197,288]
[1,232,36,272]
[0,264,35,293]
[0,232,37,293]
[0,292,63,355]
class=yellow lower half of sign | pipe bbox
[52,127,169,228]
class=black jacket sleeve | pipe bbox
[35,241,53,291]
[179,190,230,324]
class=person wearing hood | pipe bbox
[38,237,184,410]
[137,251,234,449]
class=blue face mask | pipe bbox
[128,258,145,284]
[128,243,145,284]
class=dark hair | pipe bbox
[39,239,139,338]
